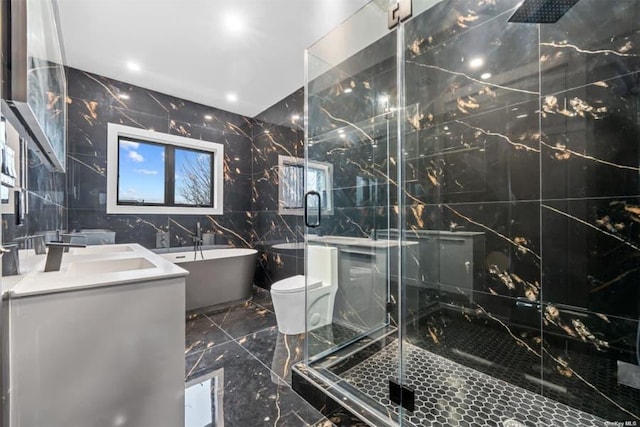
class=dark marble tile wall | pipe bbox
[65,67,253,249]
[396,0,640,422]
[1,125,66,248]
[308,30,398,242]
[251,88,305,288]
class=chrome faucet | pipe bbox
[193,222,204,260]
[44,241,87,272]
[13,235,46,254]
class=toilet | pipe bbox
[270,245,338,335]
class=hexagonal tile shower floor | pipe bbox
[341,341,606,427]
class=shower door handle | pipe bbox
[304,191,321,228]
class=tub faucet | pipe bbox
[193,222,204,260]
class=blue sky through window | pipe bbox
[118,139,165,203]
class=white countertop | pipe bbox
[6,244,188,299]
[307,235,418,248]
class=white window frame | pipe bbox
[278,155,333,216]
[107,123,224,215]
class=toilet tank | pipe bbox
[306,245,338,286]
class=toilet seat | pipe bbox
[270,275,322,294]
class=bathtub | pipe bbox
[159,248,257,311]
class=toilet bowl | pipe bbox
[270,245,338,335]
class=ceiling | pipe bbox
[55,0,371,118]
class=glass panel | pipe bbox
[26,0,67,171]
[400,0,543,424]
[117,138,166,204]
[303,1,403,425]
[174,148,212,206]
[399,0,640,425]
[538,0,640,423]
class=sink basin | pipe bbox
[69,245,134,255]
[66,257,155,275]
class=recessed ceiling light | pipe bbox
[204,115,213,121]
[226,93,238,103]
[223,12,245,33]
[343,88,353,94]
[338,129,345,134]
[118,94,130,100]
[340,134,346,139]
[469,57,484,69]
[265,130,270,134]
[126,62,141,72]
[481,72,492,80]
[291,114,300,121]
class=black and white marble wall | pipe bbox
[65,67,253,249]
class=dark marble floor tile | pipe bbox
[292,365,370,427]
[207,301,277,338]
[238,326,304,384]
[184,340,326,426]
[251,285,275,312]
[185,314,231,355]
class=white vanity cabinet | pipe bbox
[5,244,188,427]
[308,236,419,331]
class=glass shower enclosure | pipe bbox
[294,0,640,426]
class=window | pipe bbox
[107,124,223,214]
[278,155,333,215]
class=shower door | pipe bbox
[304,1,399,365]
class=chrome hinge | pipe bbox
[388,0,412,29]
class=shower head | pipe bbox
[508,0,580,23]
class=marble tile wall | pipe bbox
[251,89,305,287]
[1,119,66,247]
[1,152,67,245]
[307,30,398,239]
[65,67,253,249]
